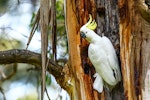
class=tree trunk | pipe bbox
[119,0,150,99]
[65,0,150,99]
[65,0,101,99]
[65,0,122,99]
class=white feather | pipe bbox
[93,73,103,93]
[89,45,115,84]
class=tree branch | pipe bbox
[0,49,73,95]
[0,49,65,84]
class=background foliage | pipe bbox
[0,0,69,99]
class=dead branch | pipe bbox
[26,8,40,49]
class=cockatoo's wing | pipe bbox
[93,73,103,93]
[101,36,121,82]
[88,38,120,86]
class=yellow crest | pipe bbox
[86,14,97,30]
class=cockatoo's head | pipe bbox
[80,14,97,42]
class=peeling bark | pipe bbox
[119,0,150,99]
[65,0,125,99]
[65,0,99,99]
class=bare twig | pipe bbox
[51,0,57,61]
[26,8,40,49]
[40,0,50,99]
[45,88,51,100]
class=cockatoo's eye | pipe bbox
[80,32,86,38]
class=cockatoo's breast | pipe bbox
[88,37,120,86]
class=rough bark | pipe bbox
[119,0,150,99]
[64,0,125,99]
[96,0,124,99]
[65,0,100,99]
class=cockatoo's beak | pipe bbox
[80,32,86,38]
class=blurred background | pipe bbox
[0,0,69,99]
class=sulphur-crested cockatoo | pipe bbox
[80,15,121,93]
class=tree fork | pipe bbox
[0,49,72,93]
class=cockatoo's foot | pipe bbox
[93,73,99,78]
[93,73,103,93]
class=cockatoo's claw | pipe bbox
[93,73,98,78]
[93,73,103,93]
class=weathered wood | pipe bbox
[137,1,150,99]
[65,0,99,99]
[51,0,57,60]
[65,0,125,99]
[119,0,150,99]
[96,0,123,100]
[40,0,50,99]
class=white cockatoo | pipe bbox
[80,15,121,93]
